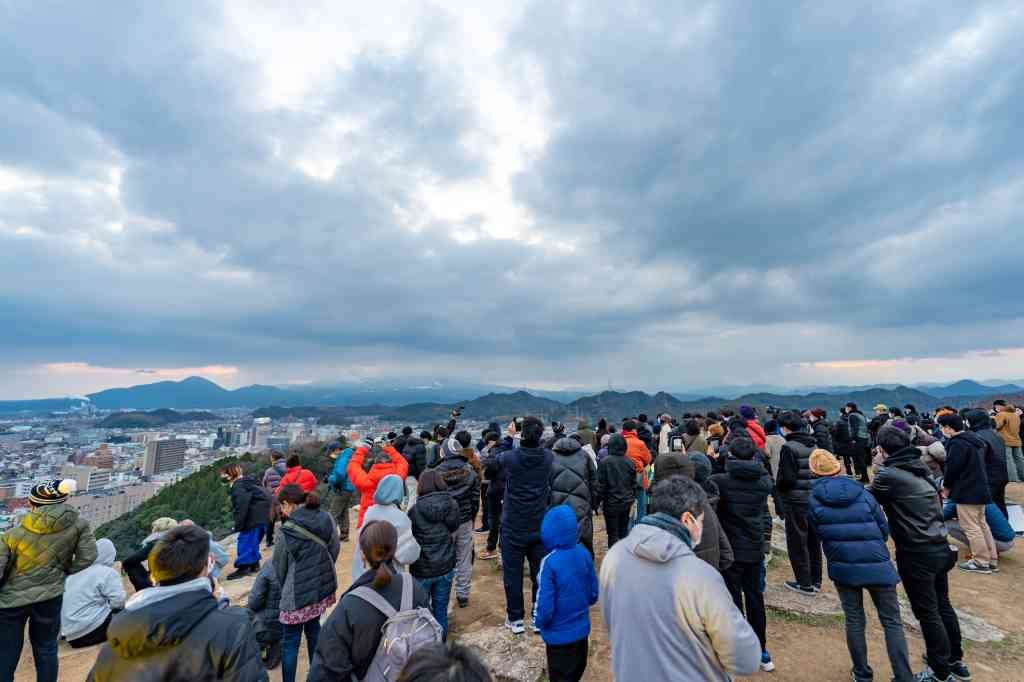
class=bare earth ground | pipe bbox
[16,483,1024,681]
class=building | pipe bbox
[249,417,271,451]
[267,436,290,452]
[83,443,114,469]
[61,464,112,492]
[144,438,187,476]
[66,483,162,527]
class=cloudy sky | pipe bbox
[4,1,1024,399]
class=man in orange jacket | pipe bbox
[621,420,652,523]
[347,437,409,528]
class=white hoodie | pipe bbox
[60,538,126,641]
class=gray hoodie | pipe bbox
[60,538,126,640]
[599,524,760,682]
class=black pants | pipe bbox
[784,504,822,588]
[486,493,503,551]
[500,532,547,622]
[479,483,490,530]
[991,481,1008,519]
[604,505,631,548]
[895,549,962,680]
[546,637,589,682]
[852,440,871,482]
[68,611,114,648]
[724,561,767,650]
[0,595,61,682]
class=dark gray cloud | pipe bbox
[2,1,1023,397]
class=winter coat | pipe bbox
[535,506,599,646]
[654,452,695,483]
[868,413,891,441]
[575,420,597,451]
[307,566,429,682]
[353,476,421,578]
[262,460,288,495]
[777,432,817,507]
[912,427,947,477]
[808,477,898,587]
[401,437,429,479]
[61,538,125,641]
[995,409,1022,447]
[549,438,597,542]
[710,458,773,564]
[745,420,767,450]
[594,436,637,510]
[247,561,283,643]
[277,465,317,494]
[848,411,870,441]
[942,431,991,505]
[435,452,481,524]
[348,445,409,527]
[89,582,266,682]
[868,446,948,554]
[0,502,96,609]
[498,444,553,540]
[972,426,1009,489]
[764,434,785,481]
[122,532,164,592]
[684,432,709,456]
[273,506,340,615]
[408,490,460,579]
[327,447,356,493]
[621,430,652,488]
[811,420,834,452]
[693,481,734,571]
[229,476,272,533]
[599,523,761,682]
[483,437,511,499]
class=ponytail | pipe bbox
[359,520,398,588]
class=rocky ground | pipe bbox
[15,483,1024,681]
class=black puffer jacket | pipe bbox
[778,432,817,507]
[230,476,272,533]
[435,454,480,524]
[549,438,597,542]
[693,479,734,571]
[868,446,948,553]
[408,490,460,579]
[594,435,637,510]
[402,437,428,479]
[88,588,267,682]
[811,420,834,452]
[308,568,429,681]
[274,506,340,614]
[711,457,773,564]
[247,563,283,643]
[483,437,511,499]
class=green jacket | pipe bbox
[0,503,97,608]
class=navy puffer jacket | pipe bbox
[808,476,897,587]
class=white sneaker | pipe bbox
[505,619,525,635]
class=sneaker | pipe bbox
[784,580,816,595]
[957,560,992,574]
[478,549,499,560]
[530,620,540,634]
[988,563,1000,574]
[474,526,489,534]
[914,670,953,682]
[225,566,251,581]
[949,661,972,681]
[760,650,775,672]
[812,583,822,593]
[505,619,525,635]
[457,597,469,608]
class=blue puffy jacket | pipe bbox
[535,505,598,646]
[327,447,356,493]
[808,476,898,587]
[943,500,1015,543]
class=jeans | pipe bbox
[453,520,474,600]
[281,617,321,682]
[630,488,648,528]
[545,637,589,682]
[417,571,454,638]
[784,504,822,587]
[895,549,962,680]
[0,595,62,682]
[835,584,913,682]
[501,532,547,622]
[604,505,631,548]
[1007,446,1024,482]
[990,482,1008,520]
[486,493,503,551]
[956,504,997,565]
[236,524,265,567]
[329,489,353,541]
[724,561,767,650]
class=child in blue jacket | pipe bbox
[535,504,599,682]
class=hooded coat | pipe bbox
[229,475,272,533]
[497,444,553,540]
[942,431,992,505]
[599,523,761,682]
[401,436,428,480]
[777,432,818,506]
[594,435,637,511]
[549,437,597,543]
[621,429,652,488]
[276,465,318,494]
[535,506,599,646]
[808,477,898,587]
[353,475,421,578]
[262,459,288,495]
[435,449,481,524]
[0,502,96,609]
[710,458,773,564]
[327,447,356,493]
[274,505,341,615]
[60,538,125,641]
[968,418,1010,490]
[348,445,410,527]
[408,490,460,579]
[87,579,267,682]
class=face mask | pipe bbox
[682,511,704,547]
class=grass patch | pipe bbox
[767,606,845,628]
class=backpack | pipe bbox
[350,572,443,681]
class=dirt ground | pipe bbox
[15,483,1024,681]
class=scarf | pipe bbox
[638,512,693,549]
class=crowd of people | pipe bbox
[1,399,1022,682]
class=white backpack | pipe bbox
[350,572,443,681]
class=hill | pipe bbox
[97,408,218,428]
[927,380,1024,399]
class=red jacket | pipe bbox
[347,445,409,527]
[745,421,767,450]
[621,430,652,489]
[276,466,317,494]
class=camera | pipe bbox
[670,436,685,453]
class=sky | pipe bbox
[3,1,1024,399]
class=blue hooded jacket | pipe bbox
[943,500,1015,543]
[327,446,356,493]
[808,476,898,587]
[535,505,599,646]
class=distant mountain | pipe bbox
[98,408,218,429]
[926,380,1024,399]
[0,397,90,414]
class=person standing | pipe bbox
[993,400,1024,482]
[220,463,272,580]
[60,538,125,648]
[351,474,421,579]
[262,451,288,547]
[869,405,892,444]
[479,431,507,560]
[436,436,480,608]
[806,409,834,452]
[498,416,553,634]
[870,425,971,682]
[348,436,410,529]
[576,417,596,451]
[966,409,1010,519]
[594,434,637,548]
[600,477,761,681]
[845,403,872,483]
[777,411,823,594]
[0,479,96,682]
[549,437,598,556]
[408,470,460,638]
[621,419,652,522]
[938,413,997,574]
[807,450,913,682]
[326,437,357,542]
[402,429,429,511]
